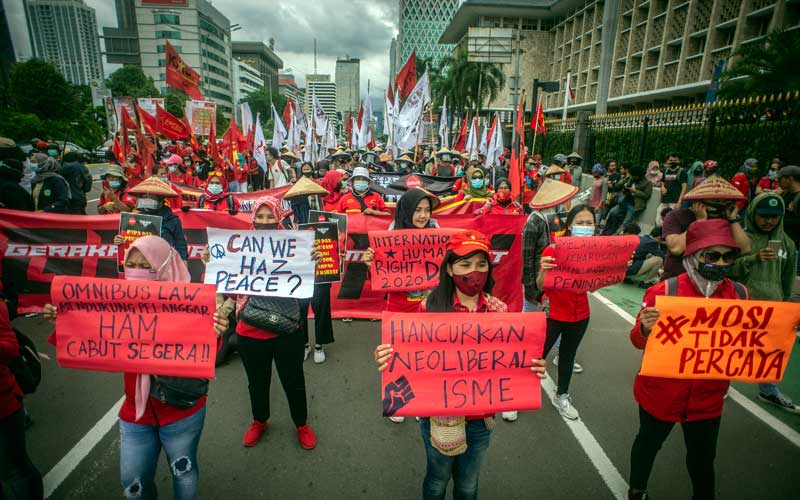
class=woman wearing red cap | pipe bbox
[373,230,547,500]
[627,218,748,500]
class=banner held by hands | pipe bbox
[543,235,639,292]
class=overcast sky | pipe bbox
[7,0,398,99]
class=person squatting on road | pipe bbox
[44,236,227,500]
[374,230,547,500]
[628,219,748,500]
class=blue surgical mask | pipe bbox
[470,178,484,189]
[768,170,778,179]
[353,180,369,192]
[207,184,223,195]
[108,181,121,189]
[571,225,595,237]
[168,166,177,173]
[29,163,40,173]
[159,176,169,183]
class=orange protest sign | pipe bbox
[639,296,800,383]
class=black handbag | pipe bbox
[149,376,209,409]
[241,296,301,336]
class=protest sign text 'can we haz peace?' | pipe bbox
[204,228,315,298]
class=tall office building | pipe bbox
[24,0,103,86]
[397,0,462,68]
[103,0,235,116]
[305,74,337,132]
[335,56,360,115]
[232,40,283,95]
[232,58,263,109]
[388,36,398,81]
[278,73,298,101]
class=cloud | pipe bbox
[85,0,398,99]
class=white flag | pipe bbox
[478,124,488,157]
[325,120,337,152]
[438,97,448,149]
[358,97,373,149]
[302,119,315,163]
[486,114,503,167]
[312,88,328,135]
[240,103,254,135]
[253,113,268,173]
[384,92,393,136]
[465,117,479,160]
[286,109,297,154]
[395,70,430,150]
[293,97,307,135]
[271,103,287,148]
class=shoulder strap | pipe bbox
[665,276,679,296]
[197,194,206,208]
[226,194,235,212]
[732,281,749,300]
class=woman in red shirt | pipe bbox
[627,219,747,500]
[196,171,239,214]
[318,170,344,212]
[374,231,547,500]
[536,204,598,421]
[234,196,317,450]
[474,178,522,215]
[363,188,441,423]
[43,236,227,500]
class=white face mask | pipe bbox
[571,225,595,237]
[136,198,160,211]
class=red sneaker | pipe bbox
[242,420,268,447]
[296,424,317,450]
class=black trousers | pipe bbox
[248,172,263,191]
[302,283,334,346]
[541,317,590,395]
[629,405,721,500]
[238,334,308,427]
[0,407,43,500]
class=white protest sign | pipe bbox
[204,228,315,298]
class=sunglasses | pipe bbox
[472,176,484,180]
[701,250,738,264]
[207,171,223,178]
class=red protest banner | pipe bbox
[381,312,546,417]
[51,276,217,378]
[639,296,800,383]
[368,229,462,292]
[543,235,639,293]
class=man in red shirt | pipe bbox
[337,167,391,215]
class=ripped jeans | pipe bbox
[119,406,205,500]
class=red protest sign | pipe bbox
[52,276,217,378]
[640,296,800,383]
[380,312,546,417]
[368,229,463,292]
[118,212,162,270]
[543,235,639,293]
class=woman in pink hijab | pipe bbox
[44,235,227,500]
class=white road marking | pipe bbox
[592,290,800,449]
[87,198,99,203]
[43,396,124,498]
[541,375,629,500]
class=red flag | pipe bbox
[530,100,546,136]
[155,104,190,140]
[208,118,220,166]
[454,114,469,151]
[246,124,255,155]
[135,128,156,176]
[387,83,394,105]
[183,113,199,152]
[164,41,203,100]
[118,107,133,158]
[136,102,157,137]
[509,92,526,199]
[112,136,125,163]
[345,112,353,145]
[394,51,417,101]
[282,100,294,129]
[221,116,242,164]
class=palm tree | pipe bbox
[718,29,800,99]
[436,49,505,117]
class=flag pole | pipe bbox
[531,95,541,163]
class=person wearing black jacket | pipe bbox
[59,151,92,214]
[623,224,666,288]
[30,154,70,213]
[0,159,34,211]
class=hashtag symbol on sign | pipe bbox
[654,315,690,345]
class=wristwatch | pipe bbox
[727,218,738,224]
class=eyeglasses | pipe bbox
[701,250,738,264]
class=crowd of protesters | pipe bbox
[1,129,799,500]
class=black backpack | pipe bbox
[9,328,42,394]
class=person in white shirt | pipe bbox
[268,147,295,188]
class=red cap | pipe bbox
[35,140,48,150]
[703,160,718,170]
[447,230,491,257]
[684,219,739,256]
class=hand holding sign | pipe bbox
[204,228,315,298]
[543,235,639,293]
[640,296,800,383]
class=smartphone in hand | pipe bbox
[768,240,782,252]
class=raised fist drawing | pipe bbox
[382,375,415,417]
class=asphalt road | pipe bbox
[13,294,800,500]
[14,171,799,499]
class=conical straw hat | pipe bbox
[283,176,330,198]
[530,179,578,209]
[683,175,745,201]
[128,177,180,198]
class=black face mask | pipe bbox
[704,203,729,219]
[254,222,279,230]
[302,172,313,178]
[697,263,732,281]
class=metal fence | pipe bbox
[533,91,800,178]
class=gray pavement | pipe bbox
[13,295,800,500]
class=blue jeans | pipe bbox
[119,406,206,500]
[758,383,780,397]
[419,418,493,500]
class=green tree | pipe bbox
[436,49,505,116]
[9,59,78,121]
[106,65,160,98]
[243,87,287,129]
[163,89,189,117]
[718,29,800,99]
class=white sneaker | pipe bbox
[313,348,326,364]
[553,356,583,373]
[501,411,518,422]
[389,416,405,423]
[303,346,311,361]
[341,317,353,323]
[552,393,580,420]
